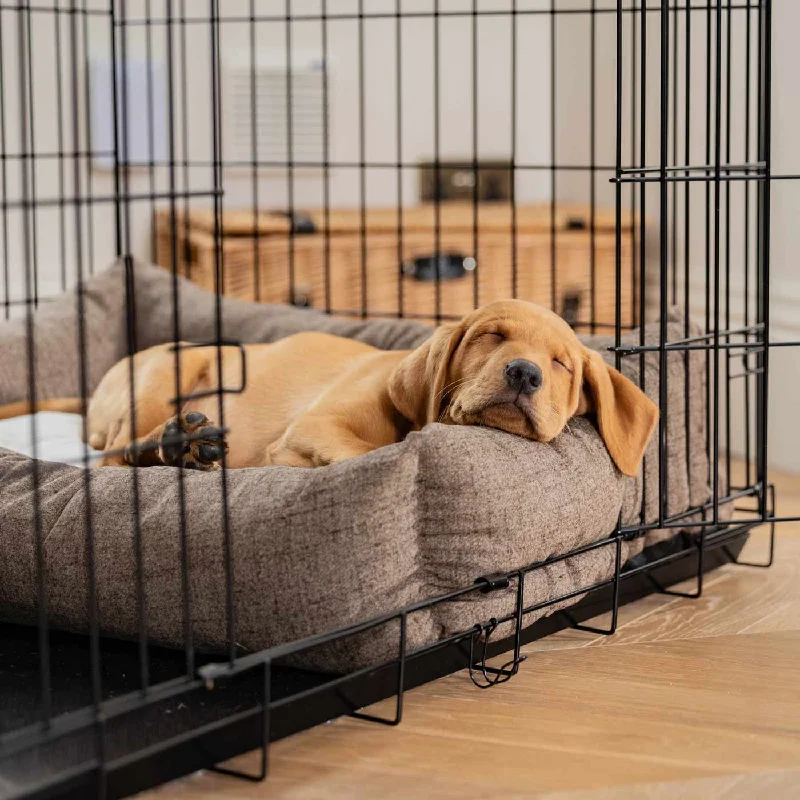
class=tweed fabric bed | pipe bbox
[0,261,710,672]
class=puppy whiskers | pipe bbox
[436,375,475,402]
[436,376,479,424]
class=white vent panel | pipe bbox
[223,52,328,166]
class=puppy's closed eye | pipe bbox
[553,357,571,373]
[480,330,505,343]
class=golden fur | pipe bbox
[0,300,658,475]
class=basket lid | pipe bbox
[160,203,634,238]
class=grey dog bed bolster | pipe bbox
[0,260,711,672]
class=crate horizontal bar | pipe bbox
[620,161,765,175]
[612,173,800,184]
[307,308,634,331]
[0,154,618,172]
[0,189,221,211]
[730,367,764,379]
[0,3,109,13]
[116,5,761,27]
[611,340,796,355]
[618,494,773,537]
[0,149,115,161]
[199,535,623,685]
[0,297,58,307]
[107,160,619,173]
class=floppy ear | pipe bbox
[388,322,463,428]
[581,348,659,478]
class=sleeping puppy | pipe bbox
[0,300,658,475]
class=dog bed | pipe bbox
[0,260,711,672]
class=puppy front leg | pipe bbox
[100,412,227,470]
[265,420,377,468]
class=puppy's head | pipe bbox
[388,299,658,477]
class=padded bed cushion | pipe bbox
[0,260,711,672]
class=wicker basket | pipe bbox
[155,203,637,329]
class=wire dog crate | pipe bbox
[0,1,793,798]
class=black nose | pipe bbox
[504,359,543,395]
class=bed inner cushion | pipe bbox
[0,412,100,465]
[0,260,711,671]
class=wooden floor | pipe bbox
[149,467,800,799]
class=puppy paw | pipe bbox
[158,412,227,471]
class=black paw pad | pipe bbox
[198,443,224,463]
[159,413,227,471]
[161,419,184,463]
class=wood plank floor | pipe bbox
[148,467,800,799]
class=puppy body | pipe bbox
[0,300,659,475]
[85,333,408,468]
